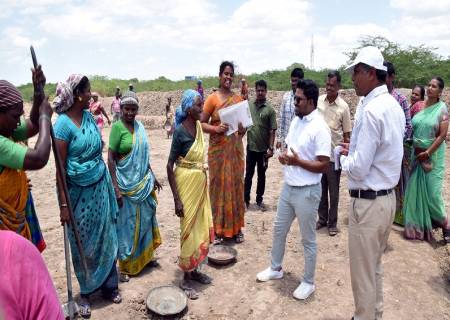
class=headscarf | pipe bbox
[175,89,200,128]
[0,80,23,109]
[53,74,85,114]
[120,90,139,106]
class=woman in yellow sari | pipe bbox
[0,67,52,252]
[167,89,214,299]
[200,61,246,243]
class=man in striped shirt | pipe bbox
[276,67,304,149]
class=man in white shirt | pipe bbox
[256,79,331,301]
[340,46,405,320]
[276,68,304,149]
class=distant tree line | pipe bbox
[18,36,450,101]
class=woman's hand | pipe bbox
[174,198,184,217]
[114,187,123,208]
[154,179,163,192]
[416,151,430,162]
[32,64,46,91]
[215,123,229,134]
[60,206,70,226]
[39,96,53,118]
[237,122,246,136]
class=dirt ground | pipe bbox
[27,124,450,320]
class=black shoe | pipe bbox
[256,202,267,212]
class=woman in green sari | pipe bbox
[403,77,450,242]
[108,91,162,282]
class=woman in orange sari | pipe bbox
[200,61,246,243]
[0,67,52,252]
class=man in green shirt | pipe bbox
[244,80,277,211]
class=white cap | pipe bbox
[345,46,387,72]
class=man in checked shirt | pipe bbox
[276,67,304,150]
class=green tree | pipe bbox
[343,36,450,88]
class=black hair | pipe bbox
[384,61,395,76]
[296,79,319,107]
[73,76,90,97]
[255,79,267,90]
[291,68,304,79]
[219,61,235,76]
[432,76,445,90]
[376,69,387,83]
[327,70,341,84]
[413,84,425,100]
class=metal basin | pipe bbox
[146,285,187,316]
[207,245,237,265]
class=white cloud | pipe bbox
[1,0,450,85]
[389,0,450,58]
[390,0,450,16]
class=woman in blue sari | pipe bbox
[108,91,162,282]
[53,74,120,318]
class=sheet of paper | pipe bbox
[334,146,343,170]
[218,100,253,136]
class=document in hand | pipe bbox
[218,100,253,136]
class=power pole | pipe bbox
[310,34,314,70]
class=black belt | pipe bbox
[349,189,392,200]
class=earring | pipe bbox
[78,97,82,102]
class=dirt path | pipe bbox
[28,127,450,320]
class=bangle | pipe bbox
[39,114,51,123]
[59,203,68,208]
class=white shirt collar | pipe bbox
[298,108,319,122]
[361,84,388,107]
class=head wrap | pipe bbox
[120,91,139,106]
[175,89,201,128]
[0,80,23,109]
[53,74,85,114]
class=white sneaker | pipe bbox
[256,267,283,282]
[293,282,315,300]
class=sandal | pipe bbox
[235,231,244,244]
[443,228,450,244]
[119,273,130,282]
[190,270,213,284]
[180,281,199,300]
[103,291,122,304]
[316,221,327,230]
[79,299,91,319]
[328,227,338,237]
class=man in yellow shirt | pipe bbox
[316,71,351,236]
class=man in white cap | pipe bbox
[340,46,405,320]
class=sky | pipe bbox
[1,0,449,86]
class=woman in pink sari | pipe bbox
[89,92,111,132]
[0,231,64,320]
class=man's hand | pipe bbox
[340,143,349,156]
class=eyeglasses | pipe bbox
[294,97,307,103]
